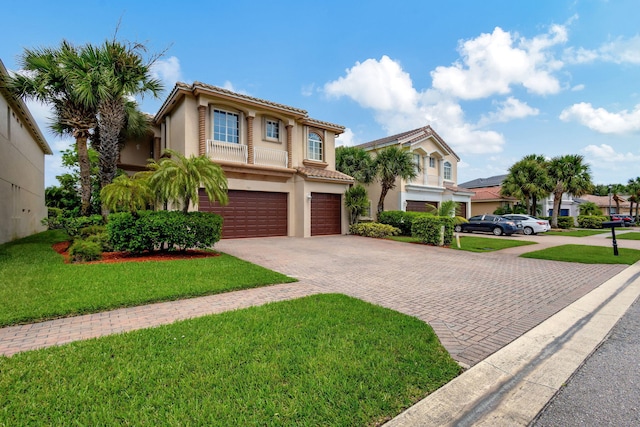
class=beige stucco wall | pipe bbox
[0,93,48,244]
[470,201,504,216]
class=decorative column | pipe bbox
[246,115,254,164]
[153,137,161,160]
[423,155,428,185]
[286,125,293,168]
[198,105,206,156]
[438,159,444,187]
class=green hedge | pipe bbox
[349,223,400,238]
[411,216,455,246]
[107,211,223,253]
[378,211,427,235]
[556,216,575,229]
[68,239,103,262]
[577,215,609,229]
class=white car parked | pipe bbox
[501,214,551,235]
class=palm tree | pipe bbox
[100,173,155,214]
[578,201,600,216]
[373,146,418,217]
[6,41,98,215]
[335,146,376,184]
[344,184,369,225]
[548,154,594,228]
[500,154,551,216]
[424,200,467,224]
[148,149,229,214]
[627,178,640,220]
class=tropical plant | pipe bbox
[100,173,155,214]
[578,201,601,216]
[424,200,467,224]
[147,149,229,214]
[335,146,377,184]
[500,154,552,216]
[373,146,418,217]
[344,185,369,225]
[627,177,640,220]
[6,41,98,215]
[548,154,594,228]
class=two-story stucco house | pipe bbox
[0,59,52,244]
[118,82,353,238]
[353,125,473,218]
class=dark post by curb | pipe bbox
[602,220,624,256]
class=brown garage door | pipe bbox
[457,202,467,218]
[199,189,288,238]
[311,193,342,236]
[406,200,438,212]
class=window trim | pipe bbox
[212,108,240,144]
[443,161,452,181]
[263,117,281,143]
[307,130,323,162]
[429,157,436,168]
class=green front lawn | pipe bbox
[545,230,608,237]
[0,294,461,426]
[388,235,536,252]
[610,231,640,240]
[0,230,295,327]
[520,244,640,264]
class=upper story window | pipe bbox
[307,131,323,161]
[413,154,421,174]
[213,109,239,143]
[265,118,280,141]
[429,157,435,168]
[443,161,452,180]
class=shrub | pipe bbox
[85,232,113,252]
[68,239,103,262]
[42,207,65,230]
[577,215,608,229]
[378,211,426,235]
[78,225,106,238]
[557,216,575,229]
[411,216,456,246]
[107,210,223,253]
[62,215,104,238]
[349,223,400,238]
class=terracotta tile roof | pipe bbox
[471,186,517,202]
[444,183,475,195]
[576,194,631,208]
[354,125,459,161]
[296,167,354,183]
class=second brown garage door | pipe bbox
[199,189,288,238]
[311,192,342,236]
[406,200,438,212]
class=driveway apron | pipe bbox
[216,235,625,367]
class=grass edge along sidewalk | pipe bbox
[0,230,295,327]
[0,294,461,426]
[520,244,640,264]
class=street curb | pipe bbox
[385,261,640,426]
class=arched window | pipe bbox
[443,161,452,180]
[308,131,323,161]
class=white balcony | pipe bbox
[207,140,288,168]
[408,173,444,187]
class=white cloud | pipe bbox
[565,35,640,64]
[431,26,565,99]
[301,83,316,97]
[335,128,356,147]
[560,102,640,134]
[324,55,418,113]
[151,56,183,86]
[478,97,539,125]
[571,84,585,91]
[583,144,640,162]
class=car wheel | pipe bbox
[523,226,534,235]
[492,227,503,236]
[454,225,462,232]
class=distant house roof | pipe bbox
[0,59,52,155]
[354,125,460,161]
[471,186,517,202]
[459,174,508,189]
[575,194,631,209]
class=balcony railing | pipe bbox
[408,173,444,187]
[207,140,288,168]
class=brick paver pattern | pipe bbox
[0,234,628,367]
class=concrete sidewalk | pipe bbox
[385,261,640,426]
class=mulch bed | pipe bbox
[52,241,219,264]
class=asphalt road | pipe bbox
[532,294,640,426]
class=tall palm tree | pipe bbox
[373,146,418,216]
[548,154,594,228]
[335,146,376,184]
[148,149,229,214]
[500,154,551,216]
[6,41,98,215]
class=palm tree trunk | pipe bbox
[551,184,562,228]
[76,134,92,216]
[377,186,390,219]
[98,99,127,218]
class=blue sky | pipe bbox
[3,0,640,187]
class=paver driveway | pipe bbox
[216,235,626,367]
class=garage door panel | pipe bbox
[311,193,342,236]
[199,189,287,238]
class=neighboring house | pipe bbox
[460,174,581,218]
[353,125,473,218]
[575,194,631,216]
[0,59,52,244]
[119,82,353,238]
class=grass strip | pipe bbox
[388,235,536,252]
[520,244,640,264]
[609,231,640,240]
[0,230,295,327]
[0,294,461,426]
[545,230,608,237]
